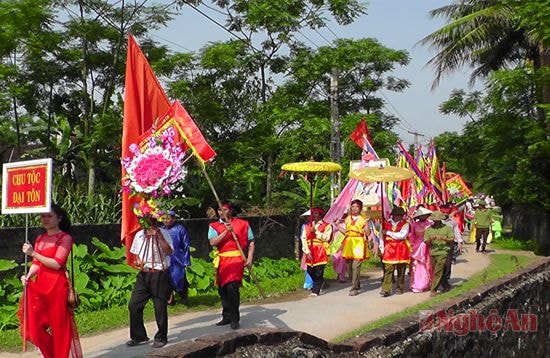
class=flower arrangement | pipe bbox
[122,126,187,228]
[132,197,166,228]
[122,126,187,197]
[132,197,165,219]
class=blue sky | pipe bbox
[152,0,477,147]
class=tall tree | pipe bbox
[0,0,54,159]
[171,0,366,207]
[167,1,411,208]
[420,0,550,123]
[0,0,179,195]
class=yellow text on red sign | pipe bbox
[5,165,48,209]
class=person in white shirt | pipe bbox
[127,220,174,349]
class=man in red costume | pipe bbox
[301,207,333,296]
[208,202,255,330]
[380,207,411,297]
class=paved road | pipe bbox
[6,244,491,358]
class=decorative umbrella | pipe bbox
[281,161,342,265]
[349,166,414,183]
[349,165,414,222]
[281,161,342,209]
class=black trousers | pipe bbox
[442,243,454,289]
[219,281,241,324]
[476,227,490,252]
[128,271,172,343]
[306,264,325,294]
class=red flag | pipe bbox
[349,118,373,149]
[137,100,217,164]
[121,35,171,266]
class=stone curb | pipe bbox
[147,257,549,357]
[344,256,549,351]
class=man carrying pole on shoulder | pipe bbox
[208,202,255,330]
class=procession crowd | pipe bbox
[15,195,502,357]
[300,195,503,299]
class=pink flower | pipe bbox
[121,125,187,203]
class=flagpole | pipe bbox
[22,213,29,352]
[198,161,266,298]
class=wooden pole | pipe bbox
[199,162,266,298]
[22,213,29,352]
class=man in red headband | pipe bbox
[301,207,333,296]
[208,202,255,329]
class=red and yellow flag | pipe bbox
[121,35,171,266]
[137,100,217,164]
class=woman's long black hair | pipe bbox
[51,203,72,234]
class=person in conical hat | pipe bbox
[409,206,433,293]
[424,210,455,297]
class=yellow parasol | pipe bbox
[349,166,414,183]
[282,161,342,173]
[349,165,414,223]
[282,161,342,265]
[282,161,342,209]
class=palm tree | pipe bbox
[419,0,549,122]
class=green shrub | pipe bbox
[0,244,304,333]
[491,235,535,251]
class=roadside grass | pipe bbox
[332,253,537,343]
[0,269,305,352]
[489,236,535,252]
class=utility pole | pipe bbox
[407,130,425,157]
[330,67,341,200]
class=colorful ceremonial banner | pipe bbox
[121,35,171,266]
[440,162,448,203]
[395,153,412,207]
[325,120,381,223]
[445,172,472,198]
[426,143,444,202]
[397,142,431,189]
[137,100,217,164]
[2,159,52,214]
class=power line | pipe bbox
[201,2,228,16]
[180,2,421,143]
[296,30,320,48]
[313,28,332,45]
[378,90,418,133]
[184,3,261,54]
[325,25,339,40]
[150,33,193,52]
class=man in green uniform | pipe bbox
[474,201,492,253]
[424,211,455,297]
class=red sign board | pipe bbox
[2,159,52,214]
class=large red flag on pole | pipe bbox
[121,35,171,266]
[137,100,217,164]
